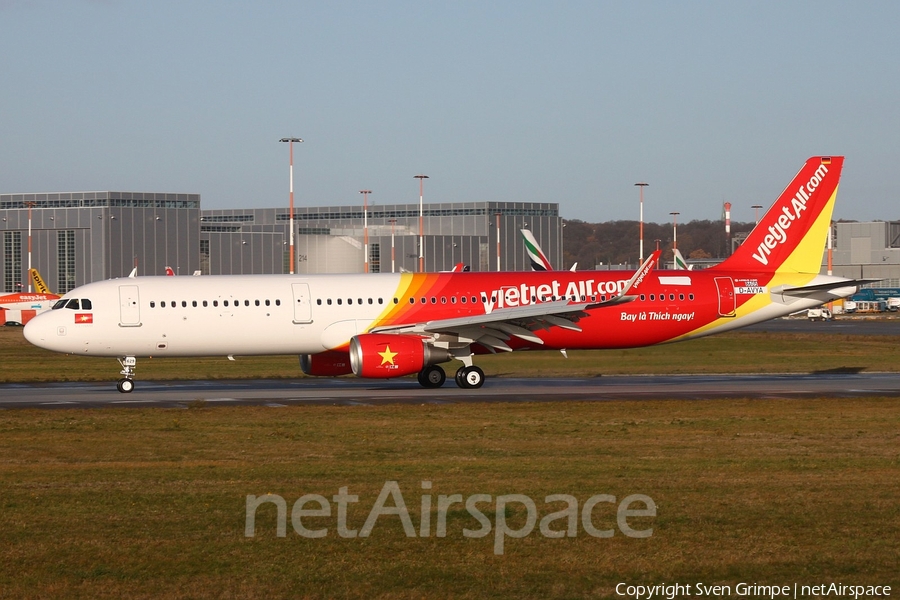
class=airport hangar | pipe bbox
[0,191,562,293]
[1,191,898,294]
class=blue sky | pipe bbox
[1,1,898,224]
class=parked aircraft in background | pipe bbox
[521,228,554,271]
[673,248,692,270]
[25,157,863,393]
[0,269,60,325]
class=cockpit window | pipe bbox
[52,299,68,310]
[65,299,80,310]
[81,299,92,310]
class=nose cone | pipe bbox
[24,312,54,350]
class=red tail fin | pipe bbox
[716,156,843,274]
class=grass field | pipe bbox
[1,327,899,598]
[0,399,898,598]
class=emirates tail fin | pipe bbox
[521,229,554,271]
[714,156,844,274]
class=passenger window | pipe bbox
[431,297,436,304]
[347,299,353,305]
[337,299,342,305]
[327,299,332,305]
[161,301,167,308]
[224,300,229,307]
[679,294,684,301]
[265,300,271,306]
[192,301,197,307]
[669,294,675,301]
[378,298,383,304]
[640,294,645,301]
[358,298,362,305]
[275,300,281,306]
[256,300,261,306]
[316,299,321,305]
[182,301,187,307]
[213,300,218,307]
[245,300,250,306]
[451,297,456,304]
[203,300,208,307]
[409,298,415,304]
[171,301,176,308]
[393,298,398,304]
[441,297,447,304]
[368,298,373,305]
[472,296,477,303]
[689,294,695,301]
[650,294,655,301]
[421,297,426,304]
[150,301,156,308]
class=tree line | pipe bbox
[562,219,756,269]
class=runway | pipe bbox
[2,371,900,409]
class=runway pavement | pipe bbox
[2,371,900,409]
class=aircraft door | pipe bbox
[292,283,313,324]
[714,277,736,317]
[119,285,142,326]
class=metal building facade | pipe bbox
[0,192,200,292]
[200,201,562,275]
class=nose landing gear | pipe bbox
[116,356,136,393]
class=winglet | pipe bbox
[715,156,844,274]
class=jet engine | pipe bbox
[299,350,353,376]
[349,333,450,379]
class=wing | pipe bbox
[370,250,660,353]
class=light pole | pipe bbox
[414,175,428,272]
[279,137,303,275]
[495,212,501,271]
[669,211,680,251]
[635,182,648,263]
[360,190,372,273]
[751,204,763,225]
[24,201,34,292]
[389,219,397,273]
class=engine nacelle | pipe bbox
[299,350,353,376]
[349,334,450,379]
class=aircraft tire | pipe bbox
[117,378,134,394]
[457,366,485,389]
[418,365,446,388]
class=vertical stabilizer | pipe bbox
[714,156,843,274]
[520,229,554,271]
[29,269,52,295]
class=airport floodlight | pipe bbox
[414,175,429,272]
[635,182,649,262]
[280,137,304,274]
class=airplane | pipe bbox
[521,229,554,271]
[672,248,691,270]
[0,269,60,325]
[521,228,576,272]
[24,156,864,394]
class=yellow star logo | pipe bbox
[378,345,398,366]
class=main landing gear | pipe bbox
[417,362,485,390]
[116,356,136,393]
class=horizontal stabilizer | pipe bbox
[774,278,877,298]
